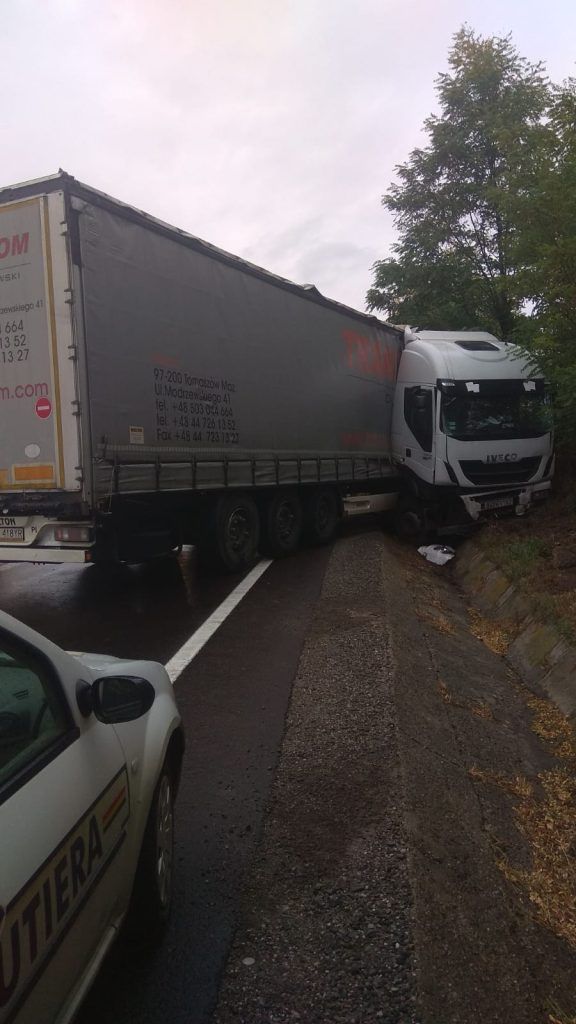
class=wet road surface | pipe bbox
[0,545,331,1023]
[0,548,240,663]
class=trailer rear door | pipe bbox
[0,192,81,495]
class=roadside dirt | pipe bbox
[392,541,576,1024]
[214,530,576,1024]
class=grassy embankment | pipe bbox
[476,460,576,643]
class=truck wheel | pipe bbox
[394,498,429,545]
[199,493,260,573]
[261,490,303,557]
[303,488,340,545]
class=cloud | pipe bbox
[3,0,576,311]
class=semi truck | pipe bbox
[0,172,553,571]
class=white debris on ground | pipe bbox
[417,544,456,565]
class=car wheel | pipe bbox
[128,763,174,944]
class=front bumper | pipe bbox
[461,479,551,521]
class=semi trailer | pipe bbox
[0,173,553,571]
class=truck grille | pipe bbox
[459,457,541,486]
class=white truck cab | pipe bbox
[391,330,553,538]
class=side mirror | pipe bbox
[92,676,155,724]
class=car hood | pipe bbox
[67,651,131,671]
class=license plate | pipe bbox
[0,527,25,542]
[481,497,514,511]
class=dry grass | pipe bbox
[468,765,533,800]
[439,680,493,720]
[419,609,457,635]
[438,679,458,705]
[500,770,576,949]
[471,703,494,720]
[548,1008,576,1024]
[526,696,576,763]
[468,608,513,655]
[469,699,576,951]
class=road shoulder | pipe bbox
[214,531,419,1024]
[214,531,576,1024]
[387,540,575,1024]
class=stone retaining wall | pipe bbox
[454,543,576,718]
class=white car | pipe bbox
[0,609,184,1024]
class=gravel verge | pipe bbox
[213,531,420,1024]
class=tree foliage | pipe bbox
[367,28,551,336]
[516,80,576,446]
[368,27,576,446]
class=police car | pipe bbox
[0,609,184,1024]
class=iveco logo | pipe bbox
[484,453,519,464]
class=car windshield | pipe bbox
[440,391,553,441]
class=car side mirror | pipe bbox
[92,676,155,724]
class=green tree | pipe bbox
[517,80,576,446]
[367,28,551,336]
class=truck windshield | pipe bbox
[440,391,552,441]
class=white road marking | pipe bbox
[165,559,273,684]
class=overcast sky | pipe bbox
[3,0,575,311]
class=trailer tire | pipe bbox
[303,487,340,545]
[198,494,260,573]
[261,490,303,557]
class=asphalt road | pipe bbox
[0,545,331,1024]
[3,530,575,1024]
